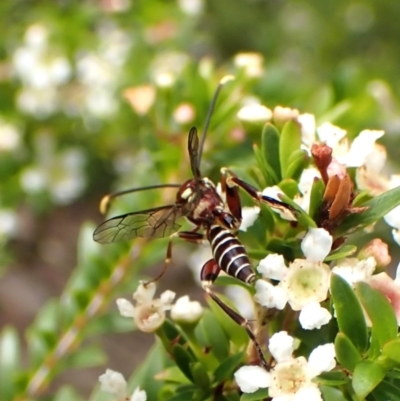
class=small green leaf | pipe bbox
[279,120,302,179]
[284,149,309,180]
[0,327,20,400]
[240,388,269,400]
[320,385,350,401]
[278,178,299,199]
[55,386,85,401]
[334,332,362,372]
[261,123,281,182]
[383,338,400,364]
[308,177,325,222]
[190,362,211,390]
[253,144,278,186]
[316,371,349,386]
[198,309,230,361]
[352,360,385,398]
[172,344,196,382]
[324,245,357,261]
[372,380,400,401]
[65,345,107,369]
[214,352,245,383]
[330,274,368,352]
[356,282,398,348]
[336,186,400,235]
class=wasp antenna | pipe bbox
[197,75,235,167]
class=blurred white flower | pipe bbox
[273,105,300,126]
[0,120,21,151]
[117,281,175,332]
[297,113,316,148]
[235,332,335,399]
[0,210,18,238]
[254,279,288,310]
[299,301,332,330]
[294,167,321,212]
[234,52,264,78]
[239,206,260,231]
[332,257,376,286]
[316,122,347,150]
[150,51,189,87]
[173,103,196,124]
[178,0,204,15]
[99,369,147,400]
[17,87,60,118]
[237,104,272,123]
[171,295,203,323]
[301,227,332,262]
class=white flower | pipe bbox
[316,122,347,150]
[234,365,271,393]
[307,343,336,375]
[0,120,21,151]
[235,332,336,400]
[99,369,127,397]
[123,85,156,116]
[0,210,18,238]
[118,282,176,332]
[237,104,272,123]
[269,331,294,363]
[301,228,332,262]
[171,295,203,323]
[234,52,264,78]
[297,113,316,148]
[254,279,288,310]
[332,257,376,285]
[130,386,147,401]
[239,206,260,231]
[173,102,196,124]
[257,254,287,281]
[280,260,331,311]
[299,302,332,330]
[273,106,300,126]
[178,0,204,15]
[336,129,384,167]
[99,369,147,401]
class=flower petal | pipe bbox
[234,365,271,393]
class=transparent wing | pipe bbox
[188,127,201,179]
[93,205,184,244]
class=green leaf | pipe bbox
[372,380,400,401]
[355,282,398,348]
[206,296,249,349]
[330,274,368,352]
[253,144,278,186]
[279,120,302,179]
[214,352,245,383]
[383,338,400,364]
[55,386,85,401]
[320,385,351,401]
[324,245,357,261]
[278,178,299,199]
[352,360,385,398]
[240,388,268,400]
[308,177,324,222]
[0,327,20,401]
[336,185,400,235]
[190,362,211,390]
[334,332,362,372]
[316,371,349,386]
[130,342,167,400]
[284,149,309,180]
[261,123,281,182]
[65,345,107,369]
[172,344,196,382]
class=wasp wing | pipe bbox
[93,205,184,244]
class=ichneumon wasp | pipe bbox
[93,76,296,368]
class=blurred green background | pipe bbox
[1,0,399,398]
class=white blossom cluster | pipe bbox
[235,331,336,400]
[117,281,203,332]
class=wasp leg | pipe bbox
[201,259,269,369]
[145,230,206,286]
[220,170,242,222]
[221,167,297,220]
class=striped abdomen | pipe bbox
[207,224,255,284]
